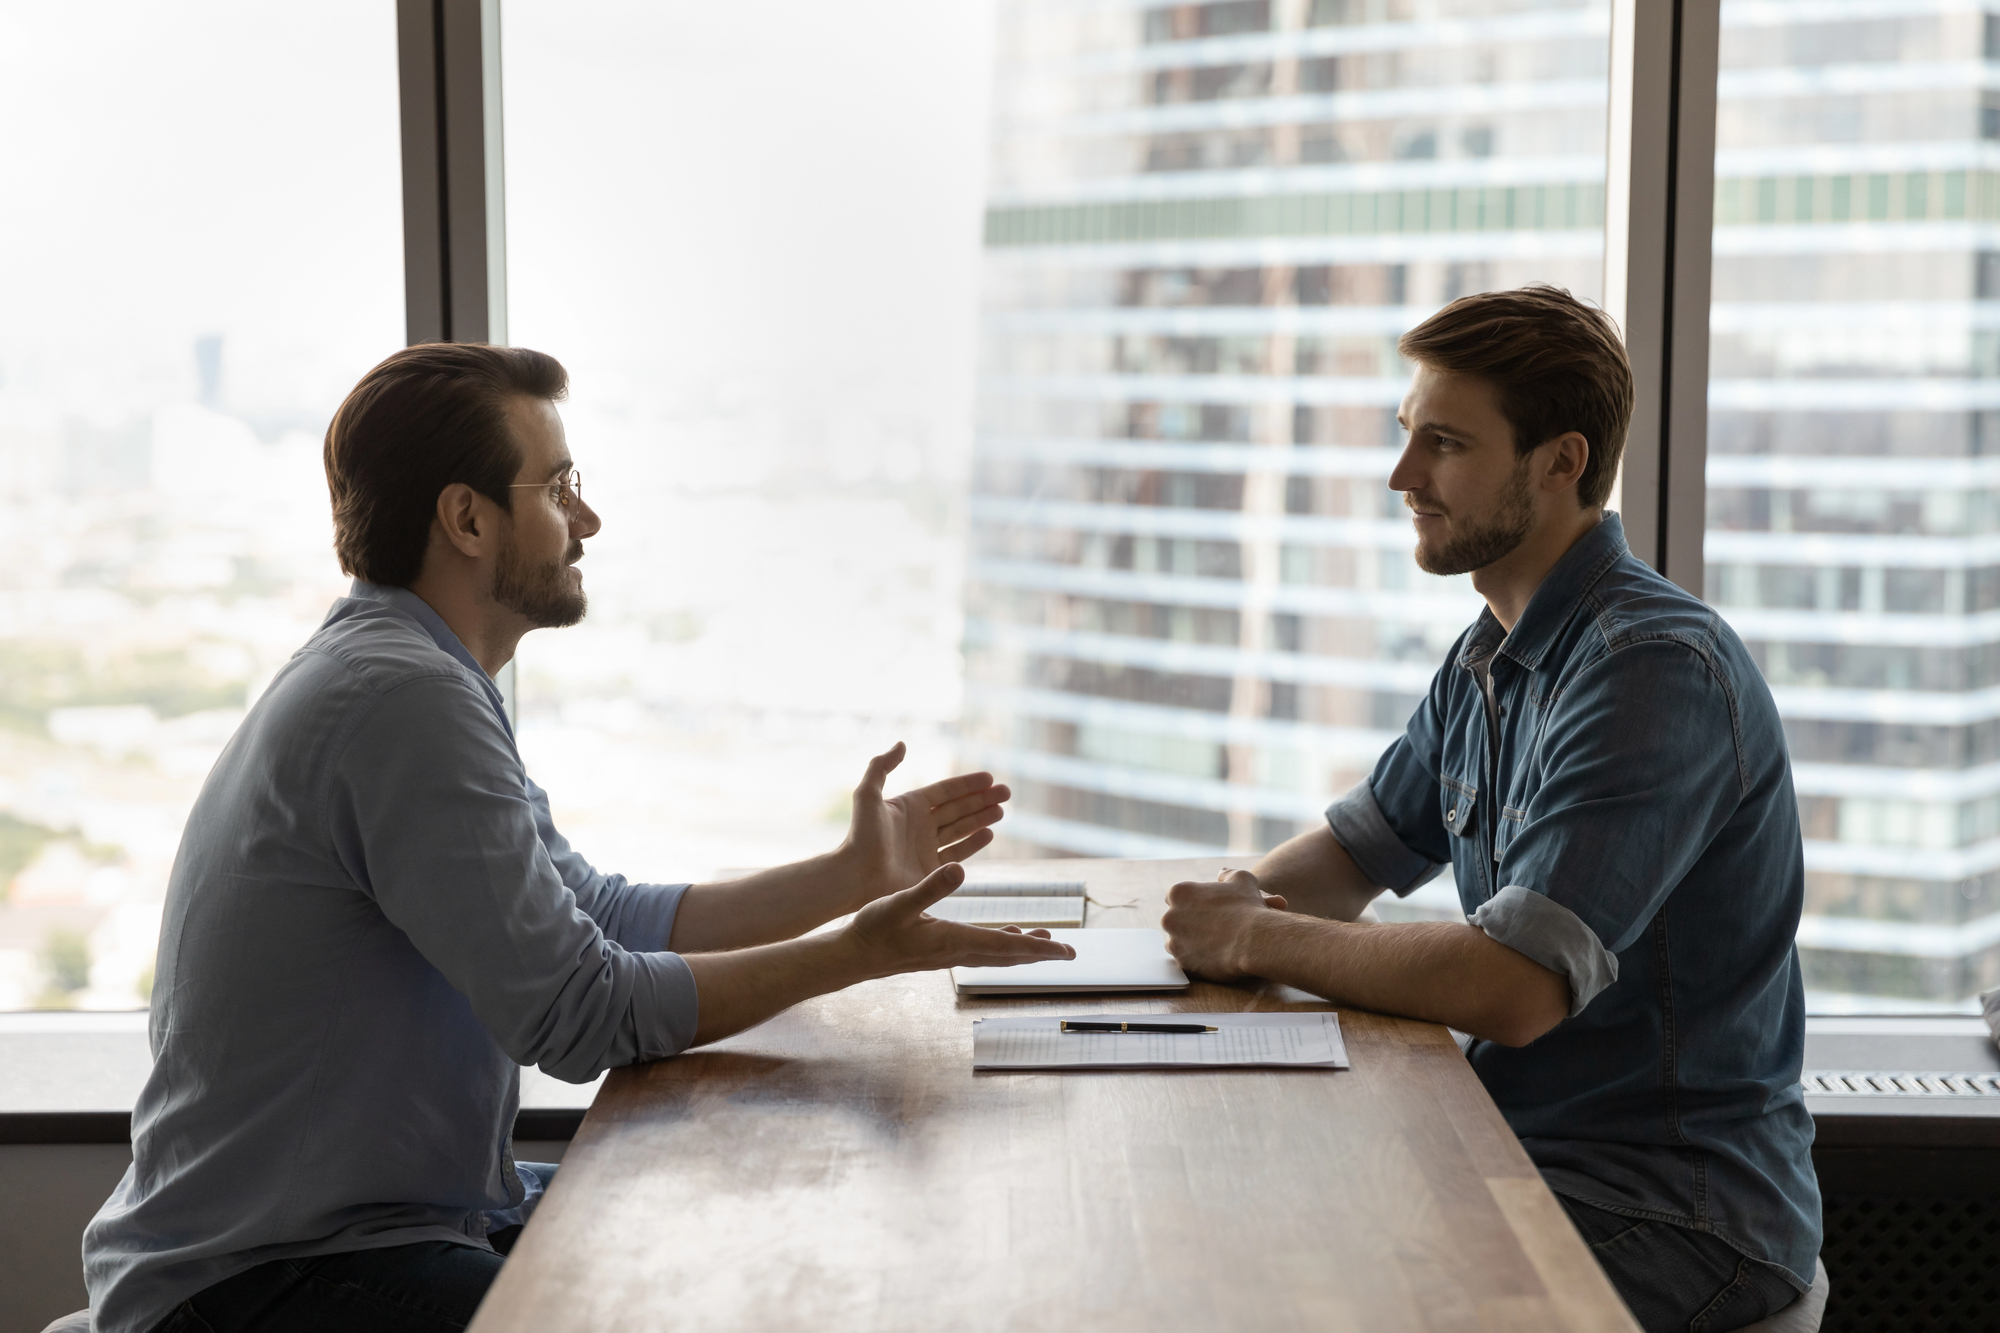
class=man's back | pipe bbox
[84,584,696,1333]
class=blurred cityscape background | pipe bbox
[0,0,1992,1011]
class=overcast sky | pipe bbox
[0,0,999,466]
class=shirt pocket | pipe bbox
[1440,774,1479,843]
[1440,773,1485,898]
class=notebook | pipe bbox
[972,1011,1348,1071]
[951,928,1188,995]
[929,879,1086,928]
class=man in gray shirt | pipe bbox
[83,344,1070,1333]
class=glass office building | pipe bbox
[1705,4,2000,1006]
[962,1,1608,868]
[965,0,1999,1008]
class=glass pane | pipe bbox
[502,1,996,875]
[504,1,1611,894]
[965,0,1609,914]
[1706,5,1994,1010]
[0,5,403,1009]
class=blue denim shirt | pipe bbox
[1327,514,1820,1290]
[84,583,700,1333]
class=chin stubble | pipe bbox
[493,538,587,629]
[1411,456,1536,577]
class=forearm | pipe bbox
[1251,826,1384,922]
[670,851,862,953]
[677,866,1075,1044]
[1237,912,1567,1047]
[681,930,873,1046]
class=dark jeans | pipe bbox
[1559,1194,1803,1333]
[151,1165,556,1333]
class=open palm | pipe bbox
[840,742,1009,904]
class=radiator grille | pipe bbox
[1822,1195,2000,1333]
[1804,1071,2000,1097]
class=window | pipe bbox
[1706,4,1998,1011]
[3,1,1979,1017]
[500,1,995,875]
[964,0,1608,924]
[0,5,402,1009]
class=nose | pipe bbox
[573,495,603,541]
[1386,432,1423,497]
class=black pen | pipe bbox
[1059,1020,1218,1034]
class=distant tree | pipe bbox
[43,927,90,994]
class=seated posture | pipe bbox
[1162,288,1820,1333]
[83,344,1070,1333]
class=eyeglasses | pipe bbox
[508,469,582,510]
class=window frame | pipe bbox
[0,0,1983,1145]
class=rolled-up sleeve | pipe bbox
[330,676,700,1082]
[1326,778,1444,896]
[1326,654,1458,895]
[1473,885,1619,1014]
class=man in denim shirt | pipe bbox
[1162,288,1820,1333]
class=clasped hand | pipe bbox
[1161,869,1289,981]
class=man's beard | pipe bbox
[1411,455,1535,577]
[493,535,587,628]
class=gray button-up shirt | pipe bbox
[84,583,700,1333]
[1328,514,1821,1290]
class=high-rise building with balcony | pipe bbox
[965,0,2000,1009]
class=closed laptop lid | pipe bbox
[952,928,1189,995]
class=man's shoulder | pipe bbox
[1567,554,1778,723]
[1577,553,1723,653]
[298,599,484,700]
[1564,553,1763,685]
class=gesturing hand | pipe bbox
[1161,869,1289,982]
[842,862,1075,979]
[837,742,1009,907]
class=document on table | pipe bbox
[972,1011,1348,1071]
[930,880,1086,928]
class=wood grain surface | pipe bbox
[470,857,1637,1333]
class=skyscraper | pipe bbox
[962,1,1608,869]
[965,0,1999,1008]
[1704,3,2000,1006]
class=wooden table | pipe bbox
[471,857,1637,1332]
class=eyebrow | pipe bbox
[1406,419,1479,439]
[543,458,574,479]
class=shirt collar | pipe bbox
[336,580,513,734]
[1456,512,1629,674]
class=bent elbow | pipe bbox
[1474,987,1570,1049]
[1483,1010,1563,1049]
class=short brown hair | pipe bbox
[324,343,568,586]
[1397,286,1633,508]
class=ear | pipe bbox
[433,482,492,560]
[1538,430,1591,499]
